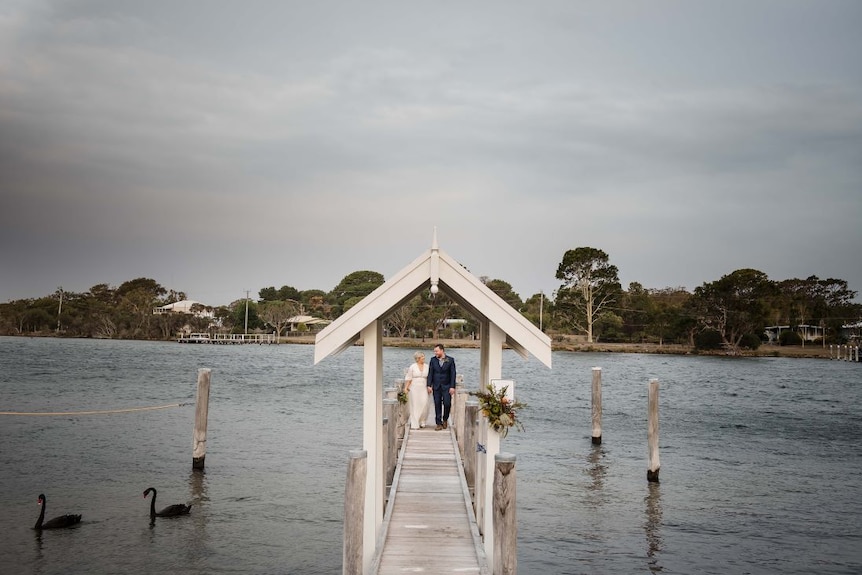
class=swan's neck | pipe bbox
[149,490,157,517]
[35,500,45,529]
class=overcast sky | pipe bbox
[2,0,860,307]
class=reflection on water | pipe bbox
[586,444,607,494]
[189,469,208,503]
[185,470,209,569]
[644,482,663,573]
[2,339,862,574]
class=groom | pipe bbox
[426,343,457,431]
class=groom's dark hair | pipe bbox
[434,343,445,351]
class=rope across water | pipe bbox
[0,402,192,416]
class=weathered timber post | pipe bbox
[343,449,367,575]
[192,368,211,470]
[591,367,602,445]
[383,398,398,489]
[647,378,660,483]
[455,387,469,460]
[397,381,409,440]
[390,381,408,443]
[381,415,390,498]
[464,399,478,498]
[493,453,517,575]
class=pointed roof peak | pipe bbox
[314,238,551,368]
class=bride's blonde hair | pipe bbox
[413,351,425,362]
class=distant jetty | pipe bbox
[177,333,277,344]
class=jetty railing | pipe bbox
[830,344,860,361]
[176,333,277,344]
[344,379,515,575]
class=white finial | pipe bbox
[430,227,439,296]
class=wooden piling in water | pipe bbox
[192,368,211,470]
[591,367,602,445]
[493,452,517,575]
[647,378,660,483]
[343,449,367,575]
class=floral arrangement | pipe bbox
[470,383,527,437]
[397,389,408,404]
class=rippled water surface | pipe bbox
[1,337,861,574]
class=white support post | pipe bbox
[482,322,505,570]
[361,321,383,573]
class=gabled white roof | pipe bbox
[314,236,551,367]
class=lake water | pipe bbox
[1,336,860,574]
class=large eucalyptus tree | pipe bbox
[555,247,622,343]
[688,268,774,353]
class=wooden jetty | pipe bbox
[316,231,552,574]
[369,426,488,574]
[177,333,277,344]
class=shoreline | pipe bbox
[282,335,839,360]
[6,333,842,359]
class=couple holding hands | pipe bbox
[404,344,456,431]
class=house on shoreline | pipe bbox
[152,299,214,319]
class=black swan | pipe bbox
[143,487,191,518]
[34,494,82,530]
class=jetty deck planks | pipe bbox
[374,428,485,573]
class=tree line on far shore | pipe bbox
[1,247,860,353]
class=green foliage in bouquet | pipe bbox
[470,383,527,437]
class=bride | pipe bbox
[404,351,430,429]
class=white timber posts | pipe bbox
[479,321,505,569]
[393,381,412,443]
[343,449,367,575]
[383,398,398,490]
[391,382,407,442]
[381,413,390,504]
[493,453,517,575]
[647,378,660,483]
[361,321,384,572]
[192,368,211,470]
[591,367,602,445]
[464,398,479,496]
[455,385,469,462]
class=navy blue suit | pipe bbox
[427,354,457,425]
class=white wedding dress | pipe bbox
[406,362,430,429]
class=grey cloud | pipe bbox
[1,0,860,305]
